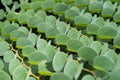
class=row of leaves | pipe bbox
[0,9,120,80]
[0,0,120,80]
[1,0,120,48]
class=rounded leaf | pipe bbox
[93,56,115,72]
[50,73,71,80]
[53,52,67,72]
[78,46,97,60]
[13,65,27,80]
[0,70,11,80]
[67,39,84,52]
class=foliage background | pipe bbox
[0,0,120,80]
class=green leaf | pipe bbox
[0,41,10,56]
[75,63,84,80]
[37,22,52,33]
[102,1,115,18]
[28,33,37,46]
[53,52,67,72]
[35,10,47,20]
[104,50,117,63]
[0,9,4,20]
[86,24,100,35]
[50,73,72,80]
[1,0,12,6]
[90,41,102,54]
[9,59,21,75]
[31,1,42,11]
[28,51,47,65]
[26,9,35,16]
[41,0,55,11]
[109,68,120,80]
[114,55,120,70]
[97,26,117,39]
[55,34,70,45]
[3,50,14,63]
[10,30,28,41]
[65,9,79,20]
[36,38,47,52]
[1,24,19,36]
[53,3,68,15]
[75,0,90,7]
[45,28,61,38]
[0,70,11,80]
[82,75,95,80]
[113,12,120,22]
[22,46,36,57]
[6,12,18,21]
[45,15,56,26]
[38,60,53,76]
[64,60,79,79]
[26,77,36,80]
[113,35,120,49]
[56,21,67,33]
[17,13,31,25]
[44,45,56,62]
[0,60,4,70]
[21,2,31,10]
[78,46,97,60]
[16,38,33,49]
[67,39,84,52]
[28,16,43,28]
[62,0,75,4]
[67,28,79,39]
[74,13,92,27]
[89,0,103,13]
[18,26,29,35]
[93,56,115,72]
[79,35,92,46]
[13,65,27,80]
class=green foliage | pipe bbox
[0,0,120,80]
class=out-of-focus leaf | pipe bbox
[89,0,103,13]
[0,9,4,20]
[82,75,95,80]
[53,3,68,15]
[65,9,79,20]
[9,59,21,75]
[41,0,55,11]
[0,41,10,56]
[113,35,120,49]
[0,60,4,70]
[75,0,90,7]
[28,16,43,28]
[0,70,11,80]
[3,50,14,63]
